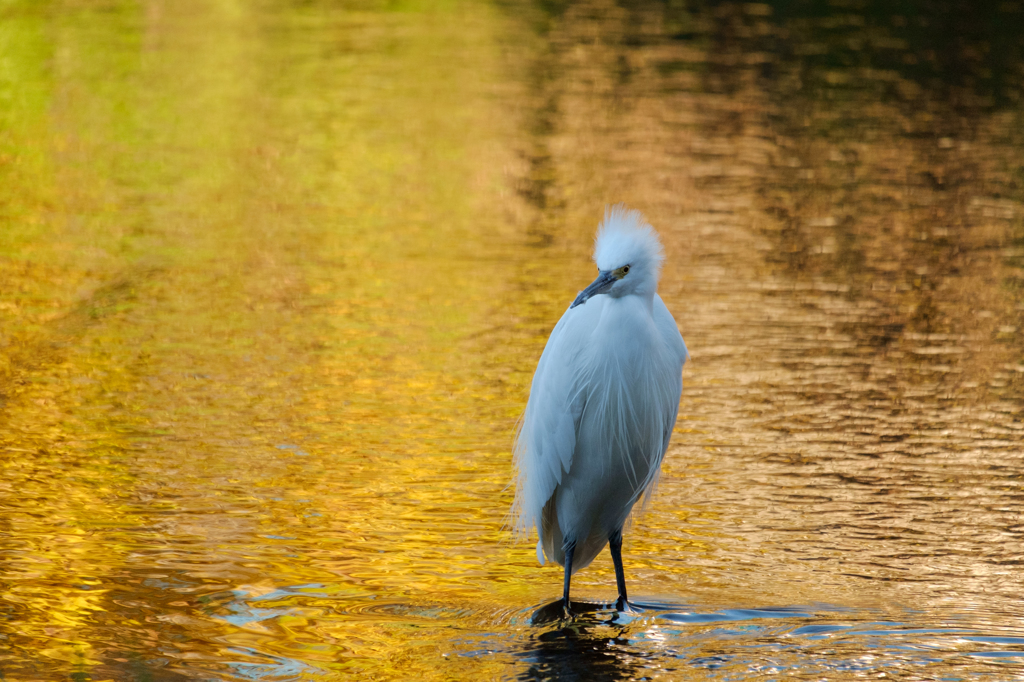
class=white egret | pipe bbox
[513,205,688,617]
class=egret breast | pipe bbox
[548,294,681,570]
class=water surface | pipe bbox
[1,0,1023,678]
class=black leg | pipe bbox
[609,529,629,611]
[562,540,576,618]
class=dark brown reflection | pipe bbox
[517,620,645,681]
[498,0,1024,652]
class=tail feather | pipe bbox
[539,497,612,574]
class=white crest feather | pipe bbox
[594,204,665,275]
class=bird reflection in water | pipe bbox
[519,608,648,681]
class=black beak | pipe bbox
[570,270,617,309]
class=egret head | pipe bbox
[571,205,665,309]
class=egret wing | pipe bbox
[653,294,688,461]
[653,293,688,367]
[512,300,602,540]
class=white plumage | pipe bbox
[513,205,688,615]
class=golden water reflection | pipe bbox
[1,0,1024,678]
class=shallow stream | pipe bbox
[1,0,1023,678]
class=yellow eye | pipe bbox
[622,265,630,274]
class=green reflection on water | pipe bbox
[0,0,550,676]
